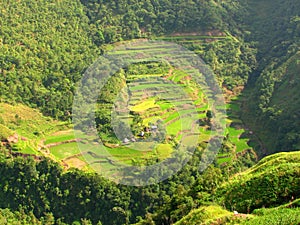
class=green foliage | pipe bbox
[243,53,300,153]
[80,0,238,40]
[217,151,300,213]
[0,208,43,225]
[240,0,300,154]
[200,37,257,89]
[0,0,257,122]
[174,205,232,225]
[242,0,300,65]
[0,0,98,120]
[0,156,130,225]
[242,208,300,225]
[0,125,13,141]
[0,0,299,224]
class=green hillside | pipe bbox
[242,52,300,154]
[242,0,300,65]
[173,151,300,225]
[217,151,300,212]
[174,204,300,225]
[0,0,299,224]
[0,103,67,155]
[233,0,300,155]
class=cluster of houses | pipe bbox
[122,125,159,144]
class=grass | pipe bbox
[168,70,189,82]
[129,98,158,112]
[64,157,87,169]
[50,142,80,160]
[0,56,252,172]
[155,144,173,158]
[142,116,162,126]
[226,124,251,153]
[216,151,300,212]
[232,138,251,153]
[83,143,175,167]
[127,74,163,79]
[0,124,14,140]
[174,205,233,225]
[12,140,40,155]
[129,83,175,91]
[164,111,180,123]
[166,121,182,136]
[166,116,196,136]
[157,35,228,41]
[156,101,174,111]
[109,47,176,55]
[0,103,65,139]
[107,146,145,156]
[44,133,75,145]
[218,157,232,164]
[226,127,244,137]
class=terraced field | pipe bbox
[155,32,234,54]
[5,37,254,175]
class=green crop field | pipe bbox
[44,133,76,145]
[3,40,254,172]
[0,103,65,139]
[129,98,158,112]
[50,142,81,160]
[12,140,39,155]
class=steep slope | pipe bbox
[0,102,65,155]
[216,151,300,212]
[242,52,300,154]
[174,205,300,225]
[242,0,300,67]
[238,0,300,154]
[0,0,98,120]
[0,0,256,121]
[0,1,300,224]
[173,151,300,225]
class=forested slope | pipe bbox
[0,0,98,119]
[240,0,300,154]
[217,151,300,212]
[0,0,254,120]
[0,0,299,224]
[243,53,300,154]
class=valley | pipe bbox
[0,0,299,224]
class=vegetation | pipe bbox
[174,205,233,225]
[242,53,300,154]
[217,152,300,212]
[0,0,299,224]
[240,0,300,155]
[243,207,300,225]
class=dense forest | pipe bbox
[0,0,255,119]
[241,0,300,154]
[0,0,299,224]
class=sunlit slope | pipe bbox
[217,151,300,212]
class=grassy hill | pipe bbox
[174,204,300,225]
[174,151,300,225]
[0,0,299,224]
[0,102,67,155]
[217,151,300,213]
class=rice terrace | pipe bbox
[1,0,300,223]
[3,34,255,177]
